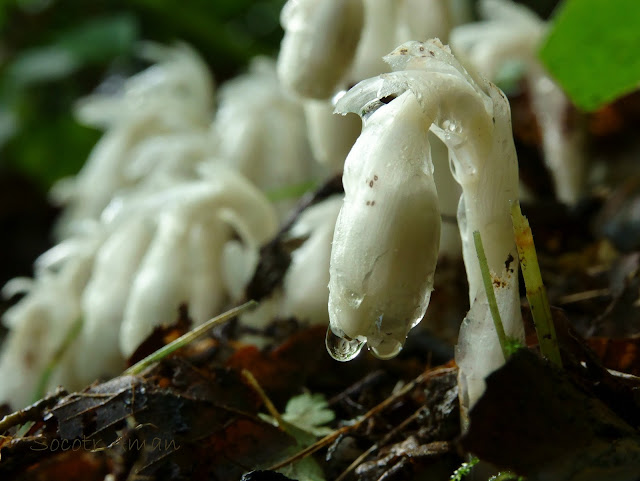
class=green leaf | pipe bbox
[7,46,79,85]
[257,392,332,481]
[450,456,479,480]
[6,14,138,87]
[540,0,640,111]
[276,456,326,481]
[281,393,335,437]
[54,13,139,65]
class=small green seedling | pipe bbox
[450,456,479,480]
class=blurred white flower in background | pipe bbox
[51,43,216,239]
[450,0,587,205]
[212,57,316,214]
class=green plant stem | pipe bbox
[473,230,509,361]
[33,317,83,402]
[266,180,318,202]
[511,201,562,367]
[124,300,256,375]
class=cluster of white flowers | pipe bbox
[0,46,288,408]
[1,0,579,411]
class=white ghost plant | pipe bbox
[93,169,278,361]
[51,43,215,238]
[213,58,314,212]
[0,230,101,408]
[0,166,278,406]
[281,195,344,325]
[450,0,586,205]
[282,0,463,259]
[303,97,362,173]
[328,39,524,410]
[277,0,365,99]
[327,89,441,361]
[236,194,345,334]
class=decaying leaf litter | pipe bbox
[3,0,640,480]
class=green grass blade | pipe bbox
[511,202,562,367]
[124,300,256,376]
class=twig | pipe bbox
[0,387,67,433]
[334,405,425,481]
[124,301,256,375]
[241,369,287,430]
[328,370,386,407]
[556,288,610,305]
[267,366,456,472]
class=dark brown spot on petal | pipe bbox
[505,253,514,270]
[374,175,378,181]
[369,181,374,187]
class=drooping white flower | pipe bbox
[329,39,524,409]
[1,164,278,405]
[450,0,586,205]
[281,195,344,325]
[94,168,278,360]
[51,43,215,238]
[303,96,362,173]
[328,90,441,361]
[290,0,462,259]
[395,0,453,45]
[0,230,100,408]
[213,58,314,210]
[277,0,365,99]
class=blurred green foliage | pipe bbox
[0,0,285,190]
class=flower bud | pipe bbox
[327,90,441,360]
[277,0,364,99]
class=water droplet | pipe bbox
[370,338,403,360]
[443,119,459,133]
[344,289,364,309]
[326,327,365,362]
